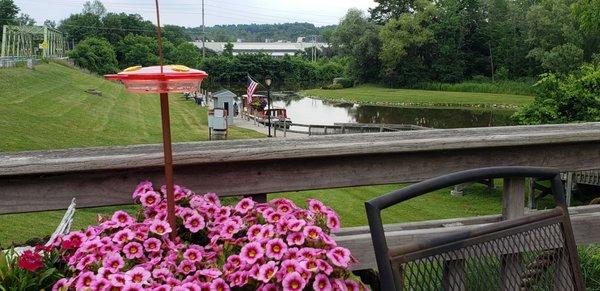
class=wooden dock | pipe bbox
[243,112,429,136]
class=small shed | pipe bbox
[212,89,236,124]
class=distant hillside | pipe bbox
[185,22,336,42]
[0,62,262,152]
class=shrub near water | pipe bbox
[35,182,367,290]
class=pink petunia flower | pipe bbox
[327,247,351,268]
[209,278,230,291]
[256,261,279,283]
[313,274,333,291]
[317,259,334,275]
[257,283,279,291]
[204,193,221,206]
[133,181,153,199]
[152,268,171,281]
[75,271,96,290]
[143,237,162,252]
[103,253,125,272]
[126,267,151,285]
[286,232,305,246]
[184,214,206,233]
[247,225,263,240]
[140,190,161,208]
[149,219,172,236]
[52,278,70,291]
[183,248,203,263]
[234,198,255,214]
[177,259,197,274]
[122,283,145,291]
[195,268,222,279]
[308,199,327,214]
[112,211,135,227]
[282,272,306,291]
[265,238,287,260]
[91,278,111,291]
[112,229,135,244]
[259,224,275,239]
[326,212,341,232]
[229,271,249,287]
[239,242,264,264]
[345,279,361,291]
[303,226,323,241]
[123,242,144,259]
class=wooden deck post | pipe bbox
[501,177,525,290]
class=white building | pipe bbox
[192,39,328,57]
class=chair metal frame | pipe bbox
[365,166,585,291]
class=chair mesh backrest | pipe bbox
[365,167,584,291]
[396,212,574,291]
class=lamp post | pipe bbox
[265,75,272,138]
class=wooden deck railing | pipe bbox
[1,122,600,270]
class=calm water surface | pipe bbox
[269,95,515,129]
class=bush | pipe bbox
[513,63,600,124]
[69,37,118,75]
[333,77,354,88]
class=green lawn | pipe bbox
[0,183,502,247]
[0,62,263,152]
[303,84,534,108]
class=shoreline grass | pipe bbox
[302,84,534,109]
[411,79,536,96]
[0,63,263,152]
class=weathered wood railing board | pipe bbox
[337,205,600,270]
[1,123,600,214]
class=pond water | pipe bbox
[269,95,516,129]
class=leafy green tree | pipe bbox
[163,25,191,45]
[513,63,600,124]
[331,9,381,83]
[69,37,118,75]
[83,0,107,17]
[526,0,585,73]
[379,0,436,85]
[15,13,35,26]
[369,0,416,24]
[43,20,57,28]
[330,9,369,56]
[100,13,155,45]
[59,13,103,43]
[171,42,201,67]
[222,42,234,57]
[0,0,19,28]
[116,34,160,68]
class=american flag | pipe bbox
[246,76,259,104]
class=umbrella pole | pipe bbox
[160,92,177,238]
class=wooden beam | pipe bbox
[1,123,600,214]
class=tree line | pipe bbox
[331,0,599,85]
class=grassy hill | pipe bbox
[0,62,262,152]
[303,84,534,109]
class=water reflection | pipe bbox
[270,96,515,129]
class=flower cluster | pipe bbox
[50,181,367,290]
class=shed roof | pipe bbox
[213,89,237,99]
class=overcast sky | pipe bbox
[14,0,376,27]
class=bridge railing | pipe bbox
[1,122,600,269]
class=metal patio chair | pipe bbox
[365,167,584,291]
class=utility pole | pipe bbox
[202,0,205,58]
